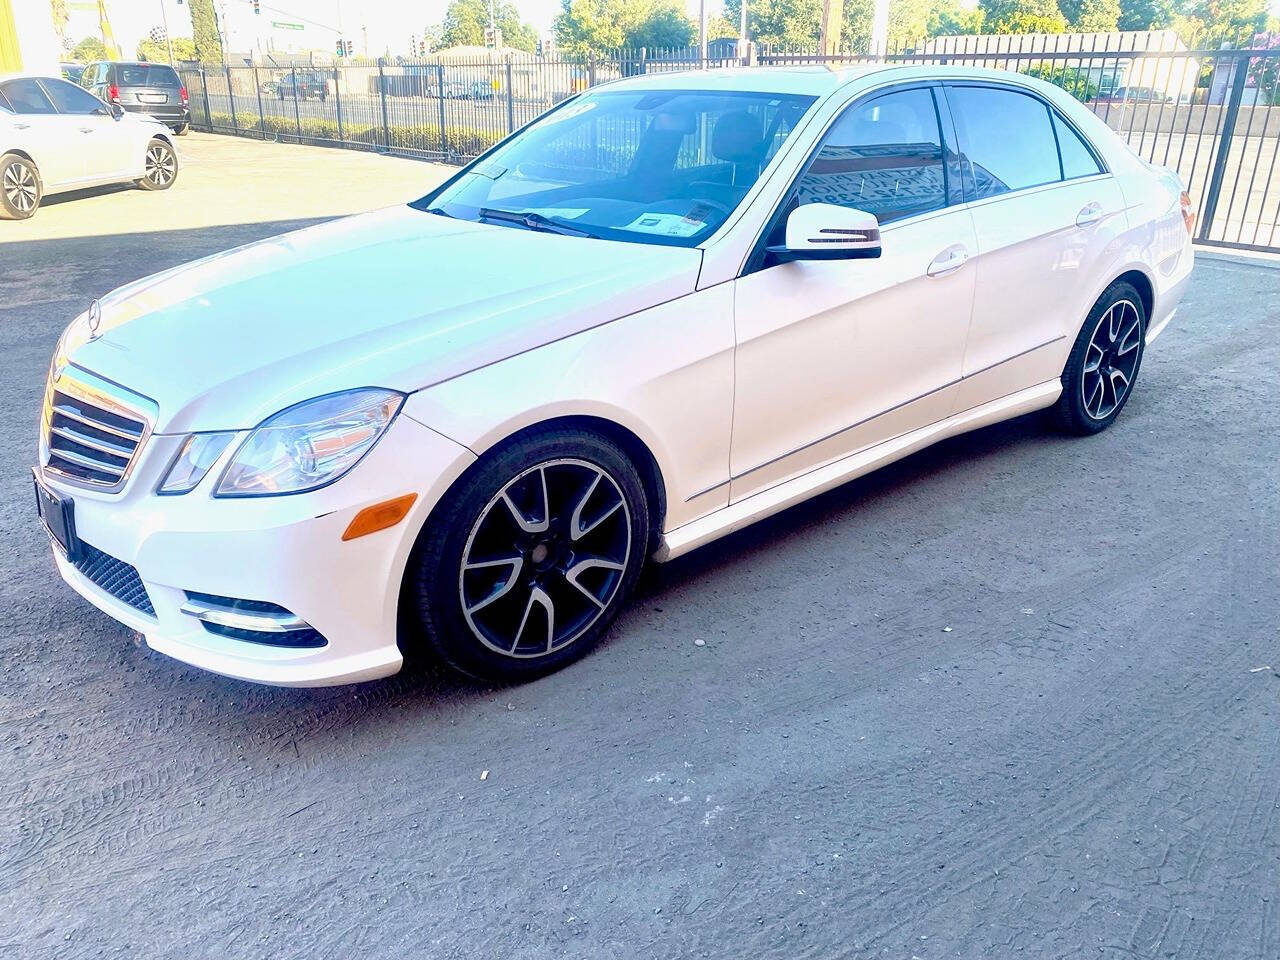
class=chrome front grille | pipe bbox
[41,367,156,492]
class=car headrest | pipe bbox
[712,110,766,165]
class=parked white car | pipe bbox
[35,65,1193,686]
[1,73,178,219]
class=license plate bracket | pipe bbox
[33,472,79,563]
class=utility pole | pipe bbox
[739,0,747,47]
[216,0,229,60]
[819,0,843,57]
[698,0,707,65]
[158,0,175,63]
[871,0,889,57]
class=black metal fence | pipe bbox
[180,37,1280,253]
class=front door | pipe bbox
[730,85,978,500]
[0,78,81,189]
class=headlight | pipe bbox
[157,432,236,494]
[214,388,404,498]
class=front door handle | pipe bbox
[79,127,94,134]
[1076,202,1104,226]
[926,244,969,278]
[13,122,30,130]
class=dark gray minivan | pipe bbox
[81,61,190,135]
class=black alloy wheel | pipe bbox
[404,428,650,682]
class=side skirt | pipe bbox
[653,380,1062,562]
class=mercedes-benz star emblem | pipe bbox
[87,300,102,340]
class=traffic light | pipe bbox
[335,38,344,57]
[252,0,260,13]
[345,40,354,57]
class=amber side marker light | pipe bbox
[342,493,418,541]
[1181,190,1195,235]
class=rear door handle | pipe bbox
[79,127,94,134]
[14,122,30,130]
[926,244,969,278]
[1076,202,1104,227]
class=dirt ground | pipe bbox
[2,134,1278,960]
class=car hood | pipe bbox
[67,205,702,433]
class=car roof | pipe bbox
[597,63,1058,98]
[0,72,65,83]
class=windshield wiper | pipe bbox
[478,207,594,239]
[423,206,455,219]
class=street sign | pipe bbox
[271,21,304,31]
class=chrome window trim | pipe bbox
[40,364,158,493]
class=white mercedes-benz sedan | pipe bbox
[34,65,1193,686]
[1,73,179,219]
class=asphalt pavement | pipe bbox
[1,134,1278,960]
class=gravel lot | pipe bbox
[2,135,1278,960]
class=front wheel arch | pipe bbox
[396,420,658,679]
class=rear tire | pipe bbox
[173,123,189,136]
[1053,280,1147,435]
[0,153,41,220]
[137,138,177,191]
[403,427,650,683]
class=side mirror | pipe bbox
[109,102,124,119]
[767,203,882,262]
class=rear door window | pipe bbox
[0,78,57,114]
[118,64,181,87]
[947,85,1062,200]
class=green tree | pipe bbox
[137,36,198,63]
[978,0,1069,32]
[627,1,695,48]
[1176,0,1268,43]
[189,0,224,62]
[721,0,822,49]
[1072,0,1121,29]
[69,36,108,62]
[554,0,697,54]
[1021,61,1099,98]
[1116,0,1180,30]
[440,0,538,51]
[926,0,985,35]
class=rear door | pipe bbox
[0,78,82,189]
[38,78,134,180]
[943,82,1124,410]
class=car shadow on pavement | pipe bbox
[39,182,138,208]
[646,411,1056,596]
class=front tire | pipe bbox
[0,153,41,219]
[404,428,650,682]
[1053,280,1147,435]
[138,138,177,191]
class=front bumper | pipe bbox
[37,413,475,686]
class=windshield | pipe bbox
[417,88,816,247]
